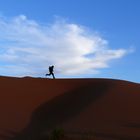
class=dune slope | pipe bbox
[0,76,140,140]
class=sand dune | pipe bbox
[0,76,140,140]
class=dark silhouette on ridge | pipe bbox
[46,65,55,79]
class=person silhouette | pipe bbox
[46,65,55,79]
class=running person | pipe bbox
[46,65,55,79]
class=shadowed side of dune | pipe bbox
[11,82,111,140]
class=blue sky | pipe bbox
[0,0,139,83]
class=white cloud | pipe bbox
[0,15,130,77]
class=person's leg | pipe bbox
[46,73,51,76]
[52,73,55,79]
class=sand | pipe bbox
[0,76,140,140]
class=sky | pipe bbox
[0,0,139,83]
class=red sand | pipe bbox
[0,76,140,140]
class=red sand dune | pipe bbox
[0,76,140,140]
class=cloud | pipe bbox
[0,15,129,77]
